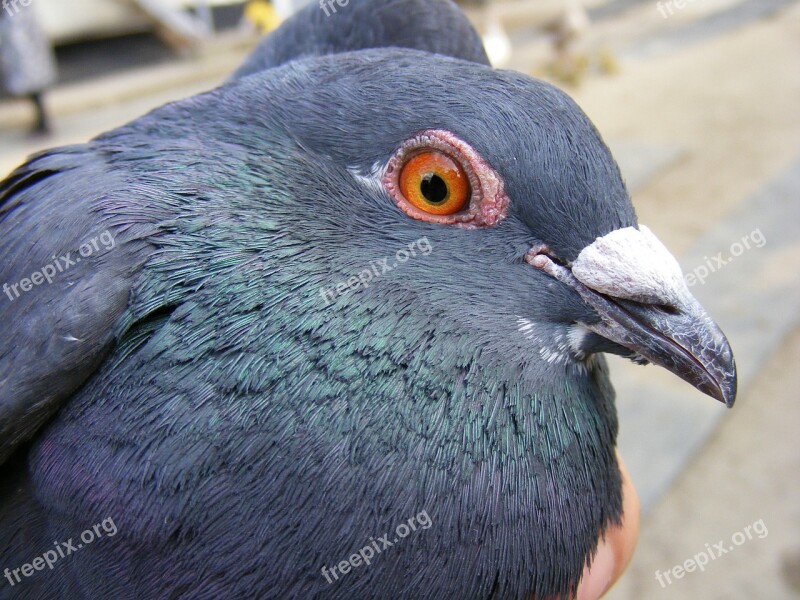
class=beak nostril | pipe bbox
[654,303,680,316]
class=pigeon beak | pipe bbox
[526,225,737,407]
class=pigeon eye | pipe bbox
[383,129,510,228]
[399,151,469,215]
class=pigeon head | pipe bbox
[224,48,736,408]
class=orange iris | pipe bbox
[398,151,470,215]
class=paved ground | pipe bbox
[609,325,800,599]
[554,3,800,597]
[0,1,798,598]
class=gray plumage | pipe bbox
[0,2,736,599]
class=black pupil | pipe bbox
[420,173,449,204]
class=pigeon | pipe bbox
[0,2,736,599]
[232,0,490,79]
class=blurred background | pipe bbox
[0,0,798,597]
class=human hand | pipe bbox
[575,450,640,600]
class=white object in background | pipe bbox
[561,0,590,39]
[482,18,512,67]
[34,0,245,45]
[271,0,311,20]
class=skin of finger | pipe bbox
[575,450,641,600]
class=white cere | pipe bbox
[572,224,692,306]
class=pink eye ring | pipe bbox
[382,129,509,228]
